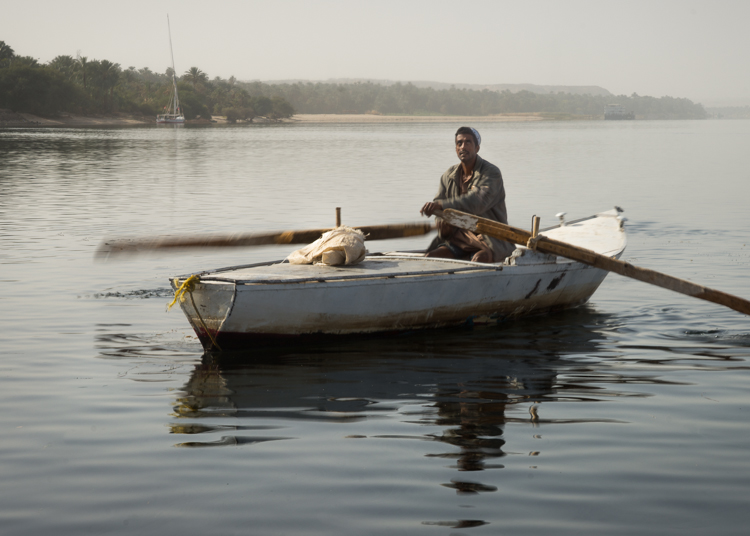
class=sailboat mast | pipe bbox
[167,15,179,116]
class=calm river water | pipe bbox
[1,120,749,535]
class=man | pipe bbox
[420,127,515,263]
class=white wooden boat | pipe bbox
[156,16,185,125]
[171,209,626,349]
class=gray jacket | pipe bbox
[434,155,515,261]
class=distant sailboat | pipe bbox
[156,15,185,124]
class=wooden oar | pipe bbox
[96,221,436,260]
[438,208,750,316]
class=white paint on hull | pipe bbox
[171,209,627,345]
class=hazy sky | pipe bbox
[3,0,749,105]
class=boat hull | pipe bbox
[171,209,627,349]
[173,258,608,349]
[156,116,185,124]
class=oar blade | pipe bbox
[96,222,436,260]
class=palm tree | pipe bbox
[99,60,121,101]
[184,67,207,89]
[90,60,121,110]
[10,56,39,67]
[0,41,14,67]
[76,54,89,89]
[48,55,77,80]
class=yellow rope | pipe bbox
[167,274,200,310]
[167,274,222,351]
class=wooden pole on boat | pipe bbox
[437,208,750,316]
[96,221,435,259]
[531,215,540,238]
[336,207,342,228]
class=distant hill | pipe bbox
[237,79,705,119]
[257,78,613,97]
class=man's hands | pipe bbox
[421,203,456,240]
[420,201,443,217]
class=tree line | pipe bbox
[1,39,706,120]
[237,80,707,119]
[0,40,295,121]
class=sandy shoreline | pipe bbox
[288,113,549,123]
[0,110,154,127]
[1,111,578,128]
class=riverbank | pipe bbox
[287,113,579,123]
[1,110,597,127]
[0,109,153,127]
[0,111,226,127]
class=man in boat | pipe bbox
[420,127,515,263]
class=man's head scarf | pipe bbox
[470,127,481,147]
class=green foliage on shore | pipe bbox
[0,65,86,115]
[0,41,295,120]
[236,80,707,120]
[0,39,707,120]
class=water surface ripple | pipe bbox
[1,121,749,535]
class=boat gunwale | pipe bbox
[206,263,504,285]
[171,210,626,285]
[188,255,617,288]
[175,249,624,287]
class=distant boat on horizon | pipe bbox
[604,104,634,120]
[156,15,185,125]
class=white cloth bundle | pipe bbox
[286,226,367,266]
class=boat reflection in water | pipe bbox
[169,308,647,489]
